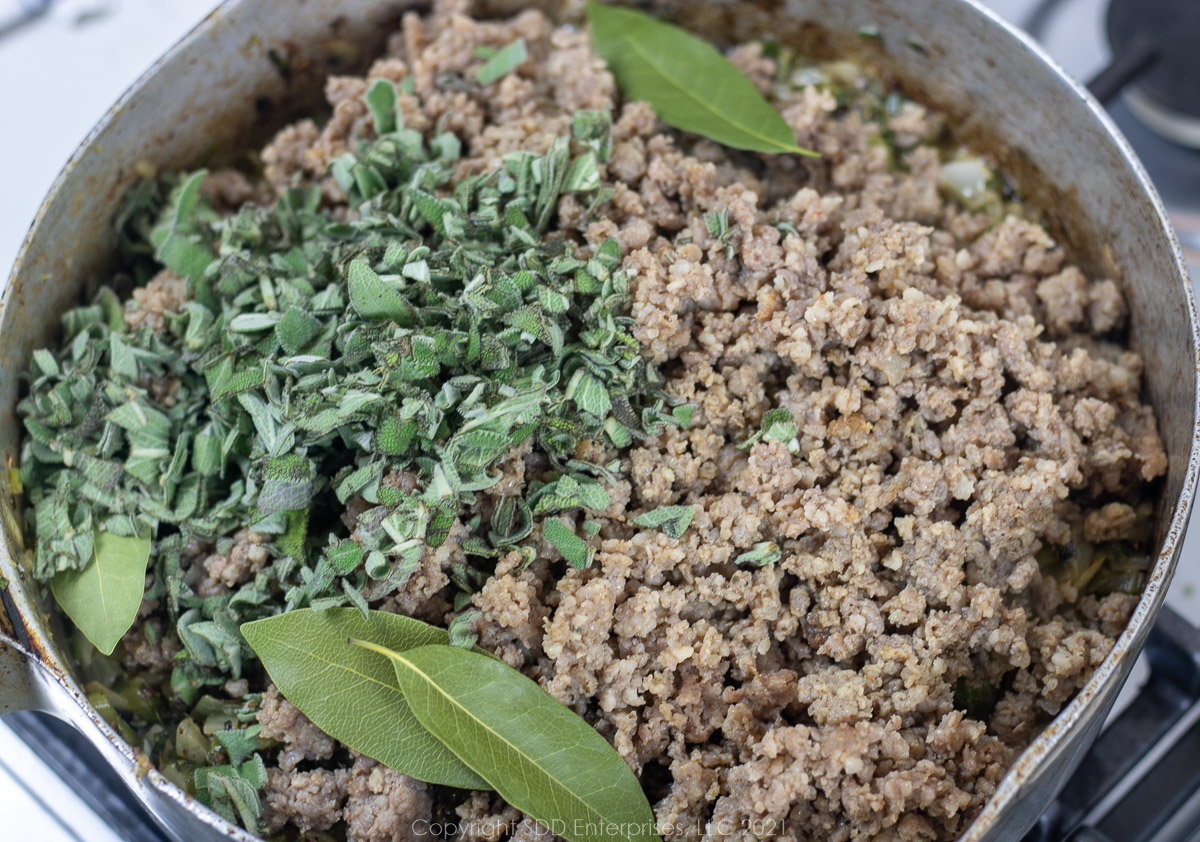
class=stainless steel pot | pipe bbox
[0,1,1195,840]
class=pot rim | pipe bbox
[2,1,1197,841]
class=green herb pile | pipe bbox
[23,86,676,628]
[18,76,685,829]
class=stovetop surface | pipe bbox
[2,1,1200,841]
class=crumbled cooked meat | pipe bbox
[123,268,185,331]
[120,618,180,671]
[455,791,522,842]
[195,528,270,596]
[263,766,348,833]
[1083,502,1142,543]
[257,685,336,771]
[199,169,268,213]
[125,1,1164,840]
[462,0,1162,832]
[343,755,433,842]
[261,119,320,191]
[472,550,550,668]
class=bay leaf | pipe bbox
[359,642,657,842]
[51,528,152,655]
[240,608,487,789]
[586,2,816,156]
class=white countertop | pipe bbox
[0,0,1195,839]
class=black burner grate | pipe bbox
[1107,0,1200,120]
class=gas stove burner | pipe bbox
[1106,0,1200,148]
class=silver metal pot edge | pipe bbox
[0,1,1196,841]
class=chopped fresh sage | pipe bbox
[672,403,695,428]
[476,38,527,84]
[21,99,679,678]
[214,723,263,767]
[586,2,817,156]
[542,517,593,569]
[631,504,694,539]
[447,608,480,648]
[704,209,735,259]
[739,406,798,451]
[365,78,399,134]
[734,541,781,567]
[354,641,658,842]
[195,755,267,835]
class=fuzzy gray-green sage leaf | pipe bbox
[631,504,695,539]
[476,38,527,84]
